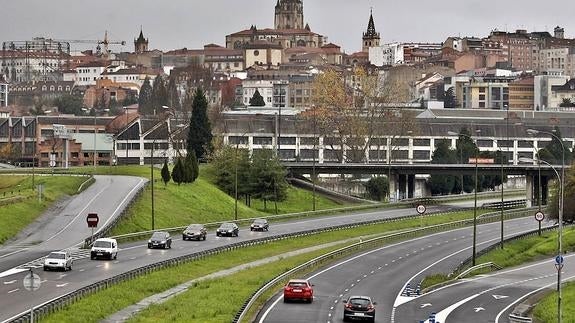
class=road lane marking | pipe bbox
[8,288,19,294]
[56,283,69,288]
[3,280,16,285]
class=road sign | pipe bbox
[556,255,564,265]
[87,213,99,228]
[416,204,426,215]
[535,211,545,222]
[23,272,41,291]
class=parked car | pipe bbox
[216,222,239,237]
[90,238,118,260]
[250,218,269,231]
[342,296,377,322]
[182,224,207,241]
[283,279,314,303]
[43,251,73,271]
[148,231,172,249]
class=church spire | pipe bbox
[362,8,380,52]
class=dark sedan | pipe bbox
[216,222,239,237]
[182,224,207,241]
[250,218,269,231]
[148,231,172,249]
[343,296,376,322]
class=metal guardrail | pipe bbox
[481,199,526,209]
[9,205,505,323]
[455,262,502,279]
[232,207,537,323]
[509,313,533,323]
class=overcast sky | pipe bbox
[2,0,575,54]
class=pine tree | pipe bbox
[172,158,184,185]
[161,160,170,186]
[187,88,213,161]
[151,74,168,114]
[138,76,153,115]
[249,89,266,106]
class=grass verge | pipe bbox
[110,165,344,235]
[533,281,575,322]
[0,175,89,244]
[41,209,481,323]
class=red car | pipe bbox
[283,279,314,303]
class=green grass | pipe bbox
[41,209,481,323]
[0,175,89,244]
[110,166,343,235]
[533,281,575,322]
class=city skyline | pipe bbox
[2,0,575,54]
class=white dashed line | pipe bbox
[8,288,19,294]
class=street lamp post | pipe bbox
[312,109,317,212]
[493,140,506,249]
[123,107,129,165]
[151,139,155,230]
[527,128,565,323]
[449,130,481,266]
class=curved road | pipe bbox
[258,217,553,323]
[0,201,468,322]
[0,175,147,278]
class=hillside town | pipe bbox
[1,0,575,168]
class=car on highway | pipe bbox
[148,231,172,249]
[216,222,239,237]
[43,251,73,271]
[342,296,377,322]
[283,279,314,303]
[182,223,207,241]
[90,238,118,260]
[250,218,269,231]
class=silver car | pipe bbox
[43,251,73,271]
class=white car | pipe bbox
[90,238,118,260]
[43,251,73,271]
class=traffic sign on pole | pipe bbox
[556,255,564,265]
[535,211,545,222]
[416,204,426,215]
[87,213,99,228]
[23,271,41,291]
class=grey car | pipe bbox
[183,224,207,241]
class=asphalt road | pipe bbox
[0,202,467,322]
[257,217,554,323]
[0,175,147,278]
[405,254,575,323]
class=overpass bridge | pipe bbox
[284,162,569,205]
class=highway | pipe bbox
[257,217,553,323]
[0,200,465,322]
[401,255,575,323]
[0,175,147,278]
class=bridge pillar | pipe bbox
[408,174,415,199]
[388,174,399,202]
[525,175,533,208]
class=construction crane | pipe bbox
[54,31,126,57]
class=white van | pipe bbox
[90,238,118,260]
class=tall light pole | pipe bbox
[527,128,565,323]
[493,140,506,249]
[449,130,481,266]
[123,107,129,165]
[151,139,155,230]
[312,108,317,211]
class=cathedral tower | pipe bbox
[362,9,380,52]
[134,28,149,54]
[274,0,304,30]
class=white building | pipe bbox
[368,43,404,66]
[74,61,109,86]
[534,75,570,110]
[242,79,274,107]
